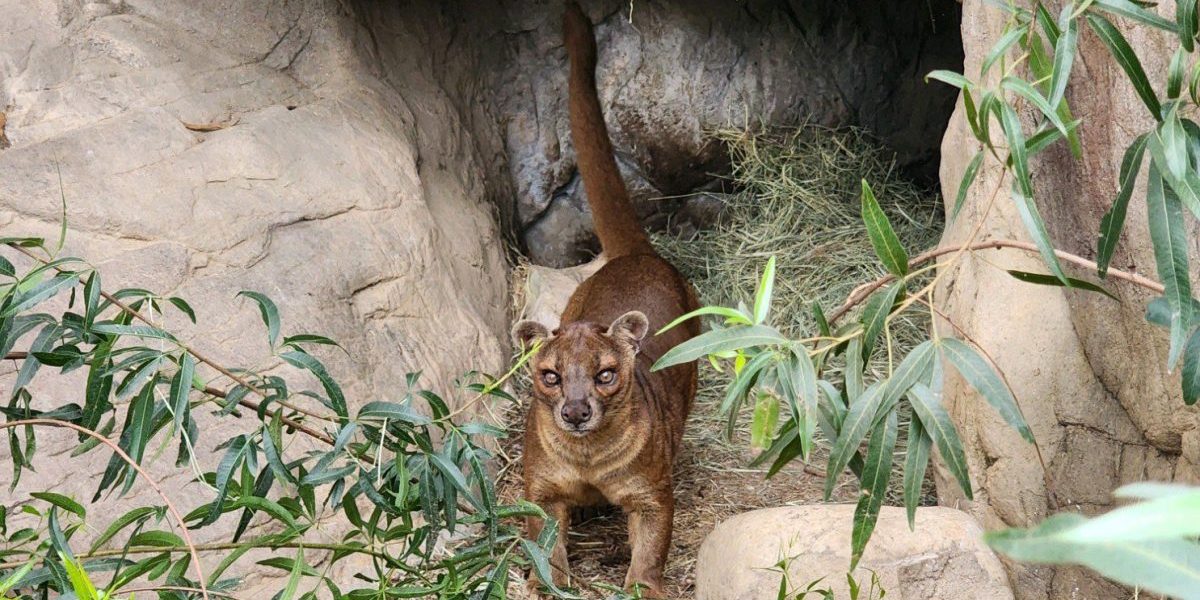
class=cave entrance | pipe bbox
[502,0,963,267]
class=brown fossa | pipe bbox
[511,3,700,598]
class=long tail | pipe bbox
[563,1,652,258]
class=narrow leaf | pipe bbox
[860,180,908,277]
[939,338,1034,443]
[1098,134,1149,277]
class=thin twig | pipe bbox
[827,238,1163,325]
[0,419,209,600]
[7,243,338,445]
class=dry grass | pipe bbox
[499,125,944,598]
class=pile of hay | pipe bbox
[653,125,941,343]
[652,125,943,507]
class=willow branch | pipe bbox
[6,243,337,446]
[0,419,209,600]
[827,238,1164,325]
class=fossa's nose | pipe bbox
[560,401,592,426]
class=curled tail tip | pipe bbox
[563,1,597,64]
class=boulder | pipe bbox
[695,505,1014,600]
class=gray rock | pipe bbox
[695,505,1014,600]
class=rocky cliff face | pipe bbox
[937,2,1200,598]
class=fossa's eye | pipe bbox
[595,369,616,385]
[541,370,561,386]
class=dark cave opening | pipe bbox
[497,0,965,267]
[352,0,963,268]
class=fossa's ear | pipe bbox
[512,320,551,350]
[607,311,649,351]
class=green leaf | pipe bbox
[167,296,197,323]
[1180,0,1198,52]
[230,495,299,529]
[280,547,304,600]
[1146,164,1193,370]
[129,530,185,547]
[1169,47,1186,100]
[753,256,777,325]
[169,353,195,433]
[981,25,1028,77]
[1091,0,1180,32]
[786,347,819,462]
[199,434,247,527]
[939,338,1034,443]
[281,333,345,352]
[89,323,177,341]
[860,282,904,363]
[925,70,973,89]
[951,151,985,221]
[1086,13,1162,120]
[825,384,884,500]
[851,409,898,570]
[750,390,779,450]
[1064,488,1200,542]
[987,513,1200,600]
[812,302,831,337]
[520,537,581,599]
[1,273,79,318]
[88,506,157,553]
[907,383,972,500]
[1001,77,1070,138]
[358,400,432,425]
[0,562,34,594]
[1011,181,1070,285]
[846,337,864,403]
[280,350,347,419]
[1005,270,1117,301]
[1183,329,1200,405]
[1048,6,1077,109]
[48,507,73,560]
[715,350,772,439]
[860,180,908,277]
[30,492,85,518]
[875,340,937,423]
[902,416,932,530]
[653,324,789,370]
[237,291,281,348]
[1036,3,1061,46]
[1098,134,1150,278]
[60,555,98,600]
[1147,123,1200,219]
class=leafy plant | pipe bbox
[986,483,1200,599]
[0,237,579,599]
[653,0,1200,594]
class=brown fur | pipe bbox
[511,3,700,598]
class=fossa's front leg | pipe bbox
[623,490,674,598]
[525,500,570,595]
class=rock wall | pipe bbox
[0,0,511,587]
[936,2,1200,598]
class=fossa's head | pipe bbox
[511,311,648,436]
